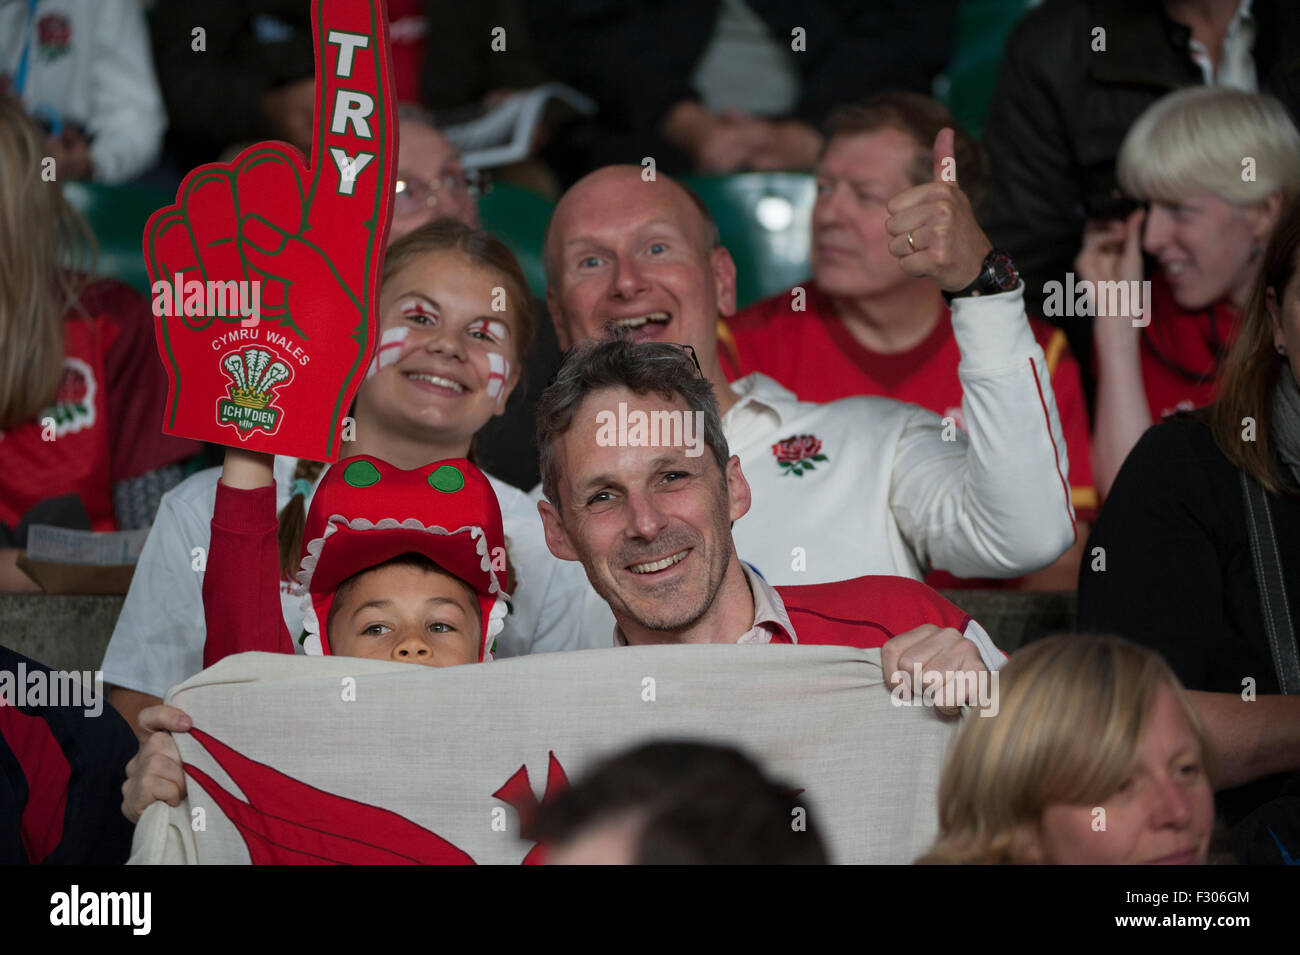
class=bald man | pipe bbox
[539,152,1077,643]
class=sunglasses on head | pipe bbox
[546,341,703,388]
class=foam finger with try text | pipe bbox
[144,0,396,461]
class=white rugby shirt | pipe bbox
[566,283,1076,646]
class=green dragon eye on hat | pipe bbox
[294,456,508,662]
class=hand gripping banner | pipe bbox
[144,0,396,461]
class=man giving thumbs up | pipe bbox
[884,127,1009,295]
[719,93,1095,589]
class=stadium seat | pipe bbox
[66,179,558,303]
[61,181,173,295]
[5,589,1075,674]
[476,181,555,301]
[934,0,1036,139]
[682,173,816,309]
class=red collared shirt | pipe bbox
[615,564,1003,669]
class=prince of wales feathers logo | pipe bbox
[218,347,293,436]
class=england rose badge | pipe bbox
[144,0,395,461]
[772,434,828,477]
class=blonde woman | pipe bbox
[0,97,199,592]
[1080,194,1300,858]
[1080,87,1300,496]
[919,635,1216,865]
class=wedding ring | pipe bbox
[906,231,916,251]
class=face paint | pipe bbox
[486,352,510,399]
[402,301,439,323]
[365,326,410,380]
[467,318,508,345]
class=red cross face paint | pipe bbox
[467,318,508,345]
[403,301,439,323]
[366,326,410,380]
[486,352,510,399]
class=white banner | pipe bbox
[130,645,961,864]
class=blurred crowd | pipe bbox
[2,0,1299,867]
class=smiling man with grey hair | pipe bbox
[537,342,729,506]
[534,339,1004,684]
[539,156,1077,648]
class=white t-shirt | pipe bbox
[101,457,591,698]
[1188,0,1257,90]
[0,0,165,183]
[565,284,1077,642]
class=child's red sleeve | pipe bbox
[202,481,294,667]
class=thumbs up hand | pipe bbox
[884,128,994,293]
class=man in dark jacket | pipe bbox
[1,647,137,864]
[982,0,1300,399]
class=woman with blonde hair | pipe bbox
[1079,194,1300,862]
[919,635,1216,865]
[1080,87,1300,496]
[0,96,199,592]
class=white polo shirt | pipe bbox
[725,283,1074,583]
[567,283,1076,645]
[0,0,165,183]
[102,457,591,699]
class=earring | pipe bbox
[1279,344,1289,356]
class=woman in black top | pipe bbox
[1079,195,1300,859]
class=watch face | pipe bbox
[988,251,1018,291]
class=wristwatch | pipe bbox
[941,250,1019,304]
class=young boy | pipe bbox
[202,449,508,668]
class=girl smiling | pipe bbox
[105,221,590,728]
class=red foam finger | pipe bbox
[234,146,307,238]
[145,210,200,433]
[183,171,244,285]
[305,0,396,295]
[145,209,200,288]
[139,0,392,462]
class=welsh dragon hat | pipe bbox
[294,456,508,661]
